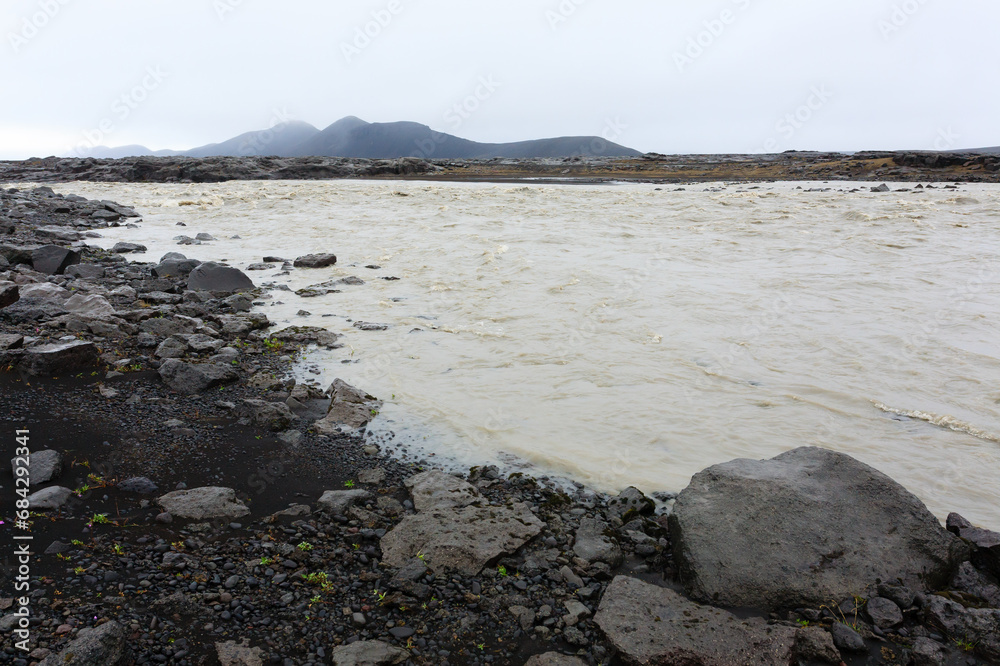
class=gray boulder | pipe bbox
[573,517,623,567]
[157,486,250,520]
[313,379,382,435]
[117,477,158,494]
[38,620,130,666]
[241,399,294,431]
[330,640,407,665]
[158,359,239,393]
[18,282,69,301]
[947,512,1000,579]
[20,340,98,376]
[594,576,796,665]
[669,447,966,609]
[866,596,903,629]
[65,264,106,280]
[139,316,198,338]
[830,622,865,652]
[911,638,949,666]
[293,253,337,268]
[64,293,115,319]
[525,655,587,666]
[605,486,655,520]
[0,334,24,350]
[215,640,264,666]
[924,593,1000,660]
[187,261,254,293]
[152,258,201,278]
[317,489,371,514]
[32,244,81,275]
[0,282,19,309]
[404,470,480,511]
[11,449,62,484]
[27,486,73,510]
[112,242,147,253]
[381,501,543,575]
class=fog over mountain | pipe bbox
[73,117,642,160]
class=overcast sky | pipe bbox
[2,0,998,159]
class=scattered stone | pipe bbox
[117,477,158,494]
[37,621,131,666]
[316,489,371,515]
[353,321,389,331]
[669,447,966,609]
[27,486,73,510]
[404,470,480,511]
[830,622,866,653]
[357,467,386,485]
[794,626,841,664]
[313,378,382,434]
[152,258,201,278]
[63,293,115,318]
[924,593,1000,660]
[573,517,623,567]
[215,640,264,666]
[911,637,949,666]
[525,654,587,666]
[947,512,1000,578]
[605,486,655,519]
[65,264,105,280]
[240,399,294,431]
[871,183,891,192]
[0,282,19,309]
[156,486,250,520]
[0,333,24,350]
[293,253,337,269]
[329,640,408,666]
[11,449,62,484]
[866,596,903,629]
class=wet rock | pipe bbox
[240,399,294,431]
[0,282,19,309]
[293,253,337,269]
[117,477,158,494]
[563,599,591,626]
[794,626,841,664]
[866,596,903,629]
[605,486,655,520]
[911,637,949,666]
[215,640,264,666]
[594,576,796,665]
[525,654,587,666]
[313,378,382,434]
[947,512,1000,578]
[381,501,543,575]
[0,333,24,349]
[316,489,371,514]
[112,241,147,253]
[669,447,966,609]
[20,340,99,376]
[871,183,891,192]
[186,261,254,293]
[37,620,130,666]
[353,321,389,331]
[152,258,201,278]
[65,264,105,280]
[32,244,81,275]
[924,593,1000,660]
[573,517,623,567]
[404,470,480,511]
[950,561,1000,607]
[156,486,250,520]
[64,293,115,319]
[329,639,408,665]
[158,359,239,393]
[11,449,62,484]
[27,486,73,510]
[830,622,865,653]
[271,325,341,349]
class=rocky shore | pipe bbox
[2,186,1000,666]
[1,150,999,186]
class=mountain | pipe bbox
[71,116,642,160]
[185,120,320,158]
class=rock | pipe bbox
[563,599,591,626]
[404,470,480,511]
[0,282,18,309]
[911,637,949,666]
[594,576,796,665]
[11,449,62,484]
[271,325,341,349]
[573,517,623,567]
[381,501,543,575]
[223,293,253,312]
[117,477,158,494]
[152,258,201,278]
[871,183,891,192]
[155,336,189,359]
[20,340,98,376]
[357,467,386,485]
[606,486,655,520]
[293,253,337,269]
[353,321,389,331]
[27,486,73,510]
[313,379,382,434]
[156,487,250,520]
[0,333,24,350]
[18,282,69,301]
[947,512,1000,579]
[246,263,274,271]
[330,640,408,665]
[186,261,254,294]
[65,264,105,280]
[195,232,216,241]
[794,626,841,664]
[830,622,866,653]
[112,242,147,253]
[158,359,239,393]
[866,596,903,629]
[63,293,115,318]
[215,640,264,666]
[38,621,130,666]
[32,245,81,275]
[316,489,371,514]
[924,593,1000,660]
[950,561,1000,607]
[139,316,198,338]
[241,399,294,431]
[669,447,966,609]
[525,654,587,666]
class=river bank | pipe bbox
[1,185,999,666]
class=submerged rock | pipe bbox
[293,253,337,269]
[669,446,966,609]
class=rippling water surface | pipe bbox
[53,180,1000,527]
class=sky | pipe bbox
[1,0,998,159]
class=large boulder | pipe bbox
[947,513,1000,579]
[669,447,967,610]
[317,489,371,514]
[157,486,250,520]
[924,594,1000,661]
[20,340,99,376]
[525,655,587,666]
[64,294,115,319]
[152,258,201,278]
[240,399,294,431]
[0,281,19,309]
[186,262,254,294]
[158,359,238,393]
[293,253,337,268]
[330,640,407,665]
[11,449,62,484]
[32,244,81,275]
[27,486,73,511]
[38,620,131,666]
[404,470,480,511]
[573,517,623,567]
[18,282,68,301]
[65,264,106,280]
[381,502,543,575]
[215,640,264,666]
[313,379,381,435]
[112,242,147,254]
[594,576,797,665]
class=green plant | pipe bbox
[71,540,85,547]
[344,480,356,488]
[310,595,322,604]
[953,637,978,653]
[496,565,508,577]
[297,541,313,551]
[796,619,810,627]
[112,543,124,555]
[91,513,110,525]
[373,589,387,603]
[73,566,85,575]
[416,551,426,561]
[260,557,273,566]
[476,643,485,651]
